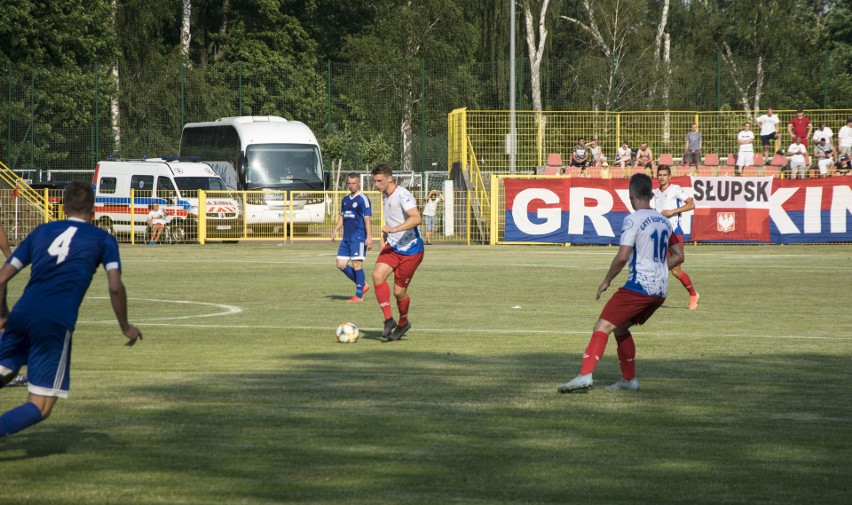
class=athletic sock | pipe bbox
[397,296,411,326]
[341,265,356,283]
[374,282,393,320]
[354,269,365,297]
[676,271,697,296]
[0,402,43,437]
[580,331,609,376]
[615,332,636,380]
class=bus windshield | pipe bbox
[175,177,229,191]
[245,144,323,189]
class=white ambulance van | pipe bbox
[93,157,241,242]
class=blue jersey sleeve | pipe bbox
[360,195,372,217]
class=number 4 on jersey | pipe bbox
[47,226,78,264]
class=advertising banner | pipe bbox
[502,177,851,244]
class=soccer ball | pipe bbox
[336,322,360,343]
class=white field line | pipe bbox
[84,297,242,322]
[75,320,852,340]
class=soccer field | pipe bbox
[2,242,851,504]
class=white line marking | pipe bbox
[83,297,242,322]
[74,321,852,340]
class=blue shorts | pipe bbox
[337,239,367,261]
[0,312,72,398]
[423,215,437,232]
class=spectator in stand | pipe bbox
[421,190,443,246]
[813,122,833,149]
[787,136,808,180]
[570,138,590,173]
[755,108,781,159]
[633,143,656,176]
[837,118,852,160]
[146,203,167,244]
[835,154,851,176]
[813,137,835,177]
[588,138,606,170]
[787,108,813,148]
[614,142,633,172]
[736,122,755,175]
[684,123,703,173]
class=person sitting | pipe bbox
[787,136,808,180]
[588,138,606,170]
[633,143,656,176]
[570,138,590,174]
[614,141,633,172]
[813,137,835,178]
[835,154,851,176]
[147,202,167,244]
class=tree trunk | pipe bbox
[181,0,191,61]
[110,0,121,155]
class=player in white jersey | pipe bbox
[558,173,684,393]
[653,166,699,309]
[370,164,424,341]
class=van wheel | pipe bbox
[96,218,115,236]
[170,220,188,243]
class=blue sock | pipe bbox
[355,269,365,297]
[341,265,356,283]
[0,402,43,437]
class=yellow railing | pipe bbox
[0,160,58,221]
[449,109,852,175]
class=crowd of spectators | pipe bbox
[550,112,852,178]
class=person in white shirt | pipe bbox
[421,190,443,245]
[838,118,852,159]
[812,122,834,149]
[653,166,699,309]
[146,202,167,244]
[755,108,781,159]
[813,137,835,177]
[614,142,633,172]
[737,122,755,173]
[787,136,808,180]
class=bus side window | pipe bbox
[157,176,178,203]
[131,175,154,200]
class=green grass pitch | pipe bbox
[2,242,851,504]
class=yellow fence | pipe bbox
[1,188,480,246]
[449,108,852,175]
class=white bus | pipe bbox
[179,116,327,232]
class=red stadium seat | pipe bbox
[770,153,787,166]
[658,153,674,166]
[585,167,602,178]
[608,167,625,179]
[753,154,765,166]
[546,153,563,168]
[543,166,561,176]
[703,153,720,166]
[725,153,737,166]
[697,166,713,176]
[764,165,781,178]
[675,165,692,177]
[564,166,582,178]
[741,166,758,177]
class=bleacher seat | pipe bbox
[609,167,625,179]
[741,166,757,177]
[753,154,765,166]
[546,153,564,172]
[764,165,781,178]
[770,153,787,166]
[697,166,713,177]
[543,166,561,176]
[585,167,602,178]
[658,153,674,166]
[725,153,737,167]
[675,165,692,177]
[703,153,720,167]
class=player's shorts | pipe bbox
[760,132,777,146]
[0,312,72,398]
[377,245,424,288]
[337,239,367,261]
[423,215,437,232]
[683,150,701,164]
[737,152,754,167]
[671,229,685,248]
[599,287,666,328]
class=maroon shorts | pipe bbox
[377,245,424,288]
[599,287,666,328]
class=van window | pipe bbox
[157,177,178,202]
[131,175,154,199]
[99,177,117,194]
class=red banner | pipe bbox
[691,177,773,242]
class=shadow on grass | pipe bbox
[7,350,851,504]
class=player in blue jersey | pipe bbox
[371,164,424,341]
[0,181,142,438]
[558,173,684,393]
[331,173,374,302]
